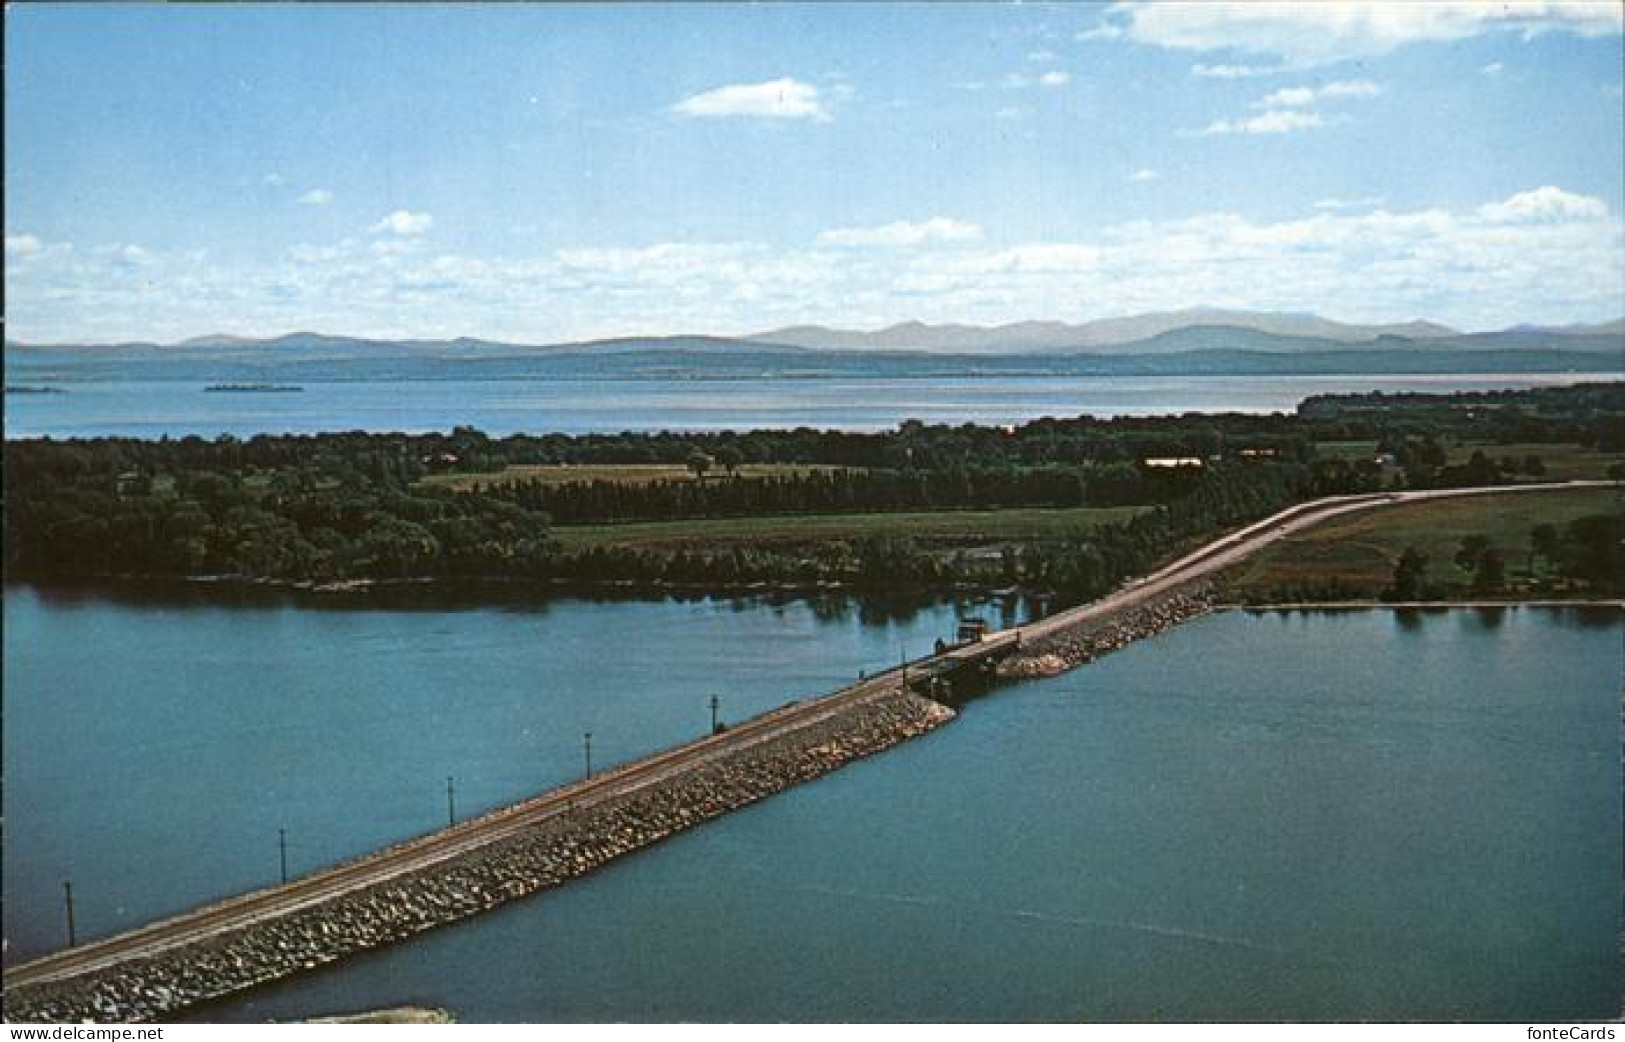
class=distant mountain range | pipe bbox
[7,309,1620,382]
[15,308,1620,358]
[752,309,1466,353]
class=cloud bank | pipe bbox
[1096,2,1621,66]
[7,188,1621,343]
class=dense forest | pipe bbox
[5,383,1621,599]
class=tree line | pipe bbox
[5,383,1618,593]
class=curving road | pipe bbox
[986,479,1619,652]
[7,479,1614,995]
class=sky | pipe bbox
[5,2,1624,344]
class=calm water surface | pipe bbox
[6,374,1616,438]
[2,584,1033,963]
[5,590,1617,1021]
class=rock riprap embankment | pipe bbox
[4,689,953,1024]
[997,584,1215,679]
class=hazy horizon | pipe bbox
[9,304,1625,352]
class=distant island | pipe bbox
[204,383,304,393]
[4,385,66,395]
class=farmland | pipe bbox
[548,505,1149,552]
[1224,485,1621,601]
[421,463,852,492]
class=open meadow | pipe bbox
[1225,485,1621,601]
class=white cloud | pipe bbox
[1191,62,1278,78]
[370,211,434,236]
[298,189,334,206]
[6,233,42,258]
[1077,24,1124,41]
[1322,79,1383,99]
[1257,79,1380,107]
[1481,61,1505,76]
[1199,79,1377,137]
[1476,185,1610,223]
[1028,49,1058,62]
[1129,168,1160,182]
[1256,86,1316,108]
[370,237,425,259]
[1201,109,1327,136]
[1001,70,1070,90]
[1102,1,1621,67]
[1314,196,1386,211]
[672,78,831,121]
[819,217,984,248]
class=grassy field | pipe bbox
[1225,485,1621,600]
[422,462,852,492]
[549,505,1149,552]
[1312,440,1380,461]
[1447,441,1625,481]
[1312,440,1623,480]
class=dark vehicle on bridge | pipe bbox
[956,618,990,643]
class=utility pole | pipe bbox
[63,880,76,948]
[583,732,593,779]
[446,775,456,828]
[709,694,721,734]
[278,827,288,885]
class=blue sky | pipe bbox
[6,2,1623,343]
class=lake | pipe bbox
[4,588,1617,1021]
[5,373,1617,438]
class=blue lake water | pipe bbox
[1,584,1035,964]
[4,588,1617,1021]
[5,373,1617,438]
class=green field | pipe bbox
[549,505,1149,552]
[1311,440,1623,480]
[1447,442,1625,481]
[1225,485,1621,600]
[1312,440,1381,461]
[422,462,852,492]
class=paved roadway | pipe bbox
[971,479,1619,655]
[7,479,1614,993]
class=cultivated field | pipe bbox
[1444,441,1625,481]
[1224,485,1620,599]
[549,505,1148,552]
[1312,439,1625,480]
[422,462,853,492]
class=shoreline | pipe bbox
[7,571,1618,613]
[1219,598,1625,611]
[3,571,1054,606]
